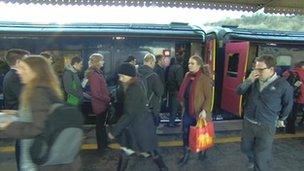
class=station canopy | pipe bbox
[1,0,304,15]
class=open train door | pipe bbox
[220,41,249,116]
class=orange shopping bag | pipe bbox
[189,118,215,153]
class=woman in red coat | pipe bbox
[85,53,110,154]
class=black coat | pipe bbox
[138,65,164,115]
[109,80,157,152]
[3,69,22,110]
[166,64,183,92]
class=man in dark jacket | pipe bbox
[165,57,184,127]
[154,54,166,85]
[63,56,83,106]
[138,53,164,126]
[236,55,293,171]
[3,48,30,171]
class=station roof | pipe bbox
[1,0,303,15]
[0,22,205,40]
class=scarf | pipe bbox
[178,69,202,116]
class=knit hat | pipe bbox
[118,63,136,77]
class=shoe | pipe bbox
[177,147,189,166]
[152,155,168,171]
[198,151,207,161]
[247,162,254,169]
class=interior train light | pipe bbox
[163,50,171,57]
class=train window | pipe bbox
[276,55,291,66]
[227,53,239,77]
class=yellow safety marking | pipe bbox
[1,132,304,153]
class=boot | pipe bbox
[152,155,168,171]
[198,150,207,161]
[178,147,190,166]
[117,153,129,171]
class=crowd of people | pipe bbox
[0,48,303,171]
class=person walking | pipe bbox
[0,55,80,171]
[107,63,168,171]
[236,55,293,171]
[177,55,213,166]
[2,49,30,171]
[85,53,110,154]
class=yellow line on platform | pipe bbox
[1,132,304,153]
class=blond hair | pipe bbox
[20,55,63,107]
[85,53,103,77]
[143,53,156,63]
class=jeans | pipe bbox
[241,119,276,171]
[182,112,197,147]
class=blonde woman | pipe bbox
[85,53,110,154]
[177,55,213,166]
[0,56,80,170]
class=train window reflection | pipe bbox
[227,53,239,77]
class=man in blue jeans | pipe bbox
[236,55,293,171]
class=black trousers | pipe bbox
[95,114,108,152]
[241,119,276,171]
[15,140,20,171]
[286,103,302,133]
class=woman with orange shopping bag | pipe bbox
[177,55,213,166]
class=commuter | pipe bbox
[165,57,184,127]
[138,53,164,126]
[284,61,304,131]
[107,63,168,171]
[177,55,213,166]
[2,48,30,171]
[154,54,166,85]
[62,56,83,106]
[236,55,293,171]
[85,53,110,154]
[40,51,54,64]
[0,55,80,170]
[125,55,136,66]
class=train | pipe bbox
[0,22,303,122]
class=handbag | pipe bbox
[189,118,215,153]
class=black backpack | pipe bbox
[286,71,302,98]
[30,103,84,165]
[137,72,157,107]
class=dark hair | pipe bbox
[169,57,176,65]
[40,51,52,59]
[295,61,304,68]
[255,55,276,69]
[125,55,136,62]
[5,49,30,66]
[155,54,164,63]
[71,56,82,65]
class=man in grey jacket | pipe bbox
[236,55,293,171]
[63,56,83,105]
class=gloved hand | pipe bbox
[276,120,285,128]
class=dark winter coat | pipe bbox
[154,64,165,86]
[62,65,83,102]
[109,79,157,152]
[3,68,22,110]
[236,77,294,127]
[166,63,183,92]
[87,69,110,115]
[138,65,164,115]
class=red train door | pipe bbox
[204,38,216,110]
[220,41,249,116]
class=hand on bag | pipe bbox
[276,120,285,128]
[199,110,207,119]
[108,132,115,139]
